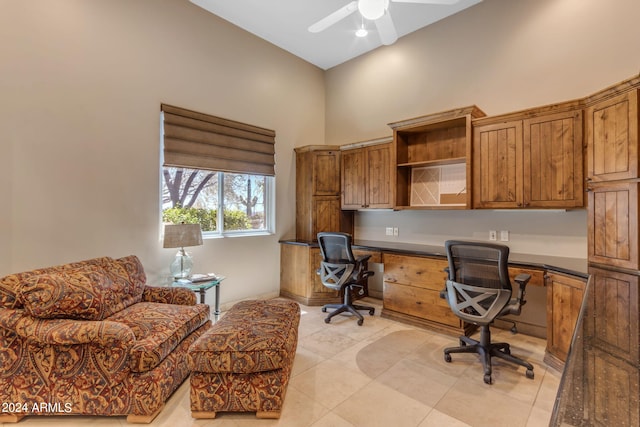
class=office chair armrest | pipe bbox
[356,255,372,263]
[513,273,531,303]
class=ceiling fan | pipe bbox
[308,0,460,45]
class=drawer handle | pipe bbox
[415,301,422,305]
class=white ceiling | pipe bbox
[189,0,483,70]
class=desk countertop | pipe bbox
[279,239,588,278]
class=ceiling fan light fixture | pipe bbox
[355,27,368,37]
[358,0,389,21]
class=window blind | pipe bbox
[161,104,275,176]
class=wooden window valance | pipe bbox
[161,104,275,176]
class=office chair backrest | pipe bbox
[317,232,356,264]
[317,232,357,290]
[445,240,511,291]
[444,240,512,325]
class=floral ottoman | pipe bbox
[187,299,300,419]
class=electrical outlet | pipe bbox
[393,227,399,236]
[500,230,510,241]
[489,230,497,241]
[385,227,394,236]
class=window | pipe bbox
[162,167,273,235]
[160,104,275,237]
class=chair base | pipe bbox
[444,325,534,384]
[322,302,375,326]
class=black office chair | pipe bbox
[317,232,375,326]
[442,240,534,384]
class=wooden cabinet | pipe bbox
[586,266,640,364]
[390,106,485,209]
[583,266,640,426]
[585,89,639,183]
[544,271,587,369]
[341,140,394,210]
[279,242,381,306]
[587,182,640,270]
[381,253,473,335]
[295,146,353,241]
[473,108,584,209]
[473,119,523,208]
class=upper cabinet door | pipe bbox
[586,90,639,182]
[312,150,341,196]
[473,120,524,208]
[341,148,367,209]
[523,110,584,208]
[366,143,394,209]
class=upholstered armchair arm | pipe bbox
[141,285,196,305]
[0,308,136,347]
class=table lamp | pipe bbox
[163,223,203,281]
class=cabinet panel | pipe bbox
[382,253,448,291]
[523,111,584,208]
[383,282,460,327]
[312,151,341,195]
[587,182,639,270]
[586,90,639,182]
[312,196,341,236]
[585,347,640,427]
[366,143,394,208]
[587,266,640,364]
[545,272,586,365]
[473,120,523,208]
[341,149,366,209]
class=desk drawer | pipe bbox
[383,282,461,328]
[382,253,448,291]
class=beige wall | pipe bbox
[325,0,640,258]
[0,0,325,305]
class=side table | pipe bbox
[171,276,225,319]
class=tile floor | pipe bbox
[5,298,561,427]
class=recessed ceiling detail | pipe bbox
[190,0,482,70]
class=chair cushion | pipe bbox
[19,266,125,320]
[107,301,210,372]
[189,299,300,374]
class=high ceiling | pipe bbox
[189,0,483,70]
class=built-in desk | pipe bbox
[279,239,588,368]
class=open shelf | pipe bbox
[389,106,485,209]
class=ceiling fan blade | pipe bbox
[308,1,359,33]
[375,11,398,45]
[391,0,460,4]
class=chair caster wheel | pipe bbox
[321,307,327,313]
[459,339,467,346]
[368,309,375,316]
[444,353,452,363]
[357,319,363,326]
[483,374,492,384]
[526,369,534,379]
[324,318,331,324]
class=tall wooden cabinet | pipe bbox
[473,107,584,209]
[585,85,640,270]
[295,146,353,241]
[341,139,394,210]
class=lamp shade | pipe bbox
[163,223,203,248]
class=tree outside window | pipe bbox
[162,167,271,235]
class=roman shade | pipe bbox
[161,104,275,176]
